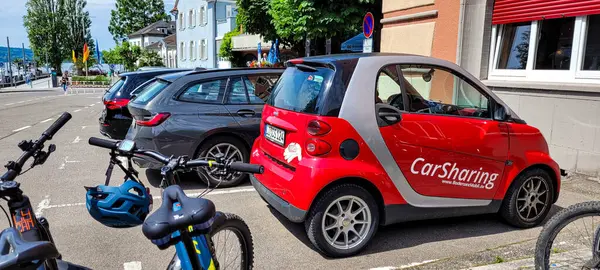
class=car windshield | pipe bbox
[268,66,334,115]
[131,80,170,105]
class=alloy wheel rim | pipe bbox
[322,195,372,250]
[201,143,243,183]
[516,176,549,222]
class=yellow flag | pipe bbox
[72,50,77,63]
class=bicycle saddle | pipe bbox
[0,227,59,270]
[142,185,216,242]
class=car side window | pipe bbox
[376,65,404,110]
[179,78,227,103]
[399,65,491,119]
[226,77,249,104]
[244,75,280,104]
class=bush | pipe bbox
[72,75,110,82]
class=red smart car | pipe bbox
[250,53,561,257]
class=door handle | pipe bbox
[237,109,256,117]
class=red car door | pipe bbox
[376,64,509,200]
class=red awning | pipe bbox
[493,0,600,25]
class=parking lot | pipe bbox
[0,88,598,269]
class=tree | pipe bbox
[138,49,164,67]
[102,48,121,64]
[24,0,67,74]
[115,42,141,71]
[237,0,379,55]
[63,0,95,74]
[109,0,169,42]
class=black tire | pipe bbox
[167,213,254,270]
[304,184,379,258]
[534,201,600,270]
[500,168,554,228]
[195,136,249,188]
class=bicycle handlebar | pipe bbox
[1,112,72,181]
[88,137,264,174]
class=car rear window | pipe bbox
[103,78,125,100]
[268,66,335,115]
[131,80,170,105]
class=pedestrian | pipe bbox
[25,72,32,88]
[61,71,69,94]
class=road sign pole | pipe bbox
[363,12,375,53]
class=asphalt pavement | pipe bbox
[0,88,598,270]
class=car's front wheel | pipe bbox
[500,168,554,228]
[305,184,379,258]
[195,136,249,188]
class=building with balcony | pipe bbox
[171,0,237,69]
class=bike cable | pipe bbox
[0,204,12,228]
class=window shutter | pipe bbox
[493,0,600,25]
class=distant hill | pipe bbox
[0,46,35,63]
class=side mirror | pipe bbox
[493,105,511,121]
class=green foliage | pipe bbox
[116,42,142,71]
[109,0,169,42]
[269,0,373,41]
[219,29,240,60]
[102,49,121,65]
[492,256,505,264]
[63,0,95,70]
[236,0,278,41]
[138,49,164,67]
[72,75,109,82]
[23,0,67,75]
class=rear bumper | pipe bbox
[250,174,307,223]
[99,117,131,140]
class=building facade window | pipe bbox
[179,13,185,30]
[199,6,207,26]
[180,42,185,61]
[490,14,600,82]
[189,9,194,28]
[201,39,207,60]
[190,41,195,60]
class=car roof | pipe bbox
[166,67,284,83]
[156,70,198,82]
[119,68,191,77]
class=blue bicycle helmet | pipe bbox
[85,180,151,228]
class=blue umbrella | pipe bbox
[267,39,280,64]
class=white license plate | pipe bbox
[264,124,285,146]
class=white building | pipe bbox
[171,0,237,69]
[128,21,177,48]
[146,34,178,68]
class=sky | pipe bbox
[0,0,176,50]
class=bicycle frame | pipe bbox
[172,202,217,270]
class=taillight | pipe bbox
[307,120,331,136]
[305,138,331,156]
[135,113,170,127]
[104,98,130,110]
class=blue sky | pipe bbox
[0,0,176,50]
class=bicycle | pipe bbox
[87,137,264,270]
[0,112,91,269]
[535,201,600,269]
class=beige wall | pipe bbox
[383,0,434,13]
[381,22,435,56]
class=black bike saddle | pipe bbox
[142,185,216,242]
[0,227,59,270]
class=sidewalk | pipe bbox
[396,174,600,270]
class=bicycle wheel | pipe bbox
[535,201,600,270]
[167,213,254,270]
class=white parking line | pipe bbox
[89,103,95,107]
[96,101,101,104]
[35,195,50,217]
[16,101,24,104]
[370,260,438,270]
[4,103,14,106]
[40,118,54,123]
[72,136,81,144]
[74,109,82,112]
[43,188,256,210]
[123,261,142,270]
[13,126,31,132]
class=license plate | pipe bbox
[264,124,285,146]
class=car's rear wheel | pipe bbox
[195,136,249,188]
[500,168,554,228]
[305,184,379,258]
